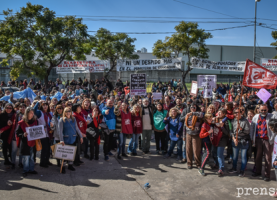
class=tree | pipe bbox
[271,31,277,58]
[153,21,212,93]
[93,28,139,78]
[0,3,94,87]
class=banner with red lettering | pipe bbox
[261,58,277,71]
[243,59,277,89]
[56,60,110,73]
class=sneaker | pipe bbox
[28,170,38,174]
[163,154,170,159]
[104,156,109,161]
[252,172,261,177]
[264,177,270,182]
[68,165,75,171]
[181,159,187,163]
[117,155,121,160]
[122,153,128,157]
[270,192,277,197]
[108,152,114,156]
[216,170,224,177]
[198,168,206,176]
[176,156,182,162]
[228,168,237,173]
[238,171,245,177]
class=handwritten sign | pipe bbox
[190,81,198,96]
[53,144,77,161]
[130,74,146,96]
[256,88,271,103]
[26,125,46,141]
[153,93,162,100]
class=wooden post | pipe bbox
[60,159,64,173]
[235,87,244,146]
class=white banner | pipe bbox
[191,57,246,72]
[53,144,77,161]
[261,58,277,71]
[153,93,162,100]
[26,125,47,141]
[57,60,110,74]
[116,58,182,71]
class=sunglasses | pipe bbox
[260,110,267,112]
[191,107,196,109]
[57,108,63,110]
[6,107,12,110]
[65,111,71,113]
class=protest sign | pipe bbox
[146,83,153,93]
[130,74,146,96]
[26,125,47,141]
[190,81,198,96]
[57,60,110,73]
[261,58,277,71]
[153,93,162,100]
[197,75,217,98]
[53,144,77,162]
[191,57,246,72]
[256,88,271,103]
[116,58,182,71]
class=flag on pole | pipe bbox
[243,59,277,89]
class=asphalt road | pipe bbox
[0,139,276,200]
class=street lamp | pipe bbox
[253,0,261,63]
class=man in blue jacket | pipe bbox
[102,100,116,161]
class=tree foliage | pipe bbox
[153,21,212,92]
[271,31,277,59]
[0,3,94,84]
[93,28,139,77]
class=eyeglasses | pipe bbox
[191,107,196,109]
[260,110,267,112]
[65,111,71,113]
[234,112,239,114]
[6,107,12,110]
[57,108,63,110]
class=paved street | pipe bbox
[0,139,276,200]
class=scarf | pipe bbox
[7,113,16,144]
[43,111,53,138]
[73,112,87,134]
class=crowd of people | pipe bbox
[1,77,277,196]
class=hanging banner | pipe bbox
[191,57,246,72]
[197,75,217,98]
[260,58,277,71]
[130,74,147,96]
[116,58,182,71]
[243,59,277,89]
[56,60,110,74]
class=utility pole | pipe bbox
[253,0,260,63]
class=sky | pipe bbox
[1,0,277,53]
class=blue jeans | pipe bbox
[118,133,127,155]
[168,140,183,157]
[11,140,22,165]
[22,147,35,173]
[128,134,139,154]
[232,141,249,171]
[217,146,225,171]
[182,140,186,159]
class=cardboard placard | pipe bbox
[26,125,47,141]
[190,81,198,96]
[153,93,163,100]
[53,144,77,162]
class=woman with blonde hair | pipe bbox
[58,107,83,173]
[127,104,142,155]
[254,105,260,115]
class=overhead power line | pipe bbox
[88,24,254,34]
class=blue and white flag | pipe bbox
[0,87,37,103]
[50,92,63,101]
[40,95,47,100]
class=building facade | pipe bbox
[0,44,276,84]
